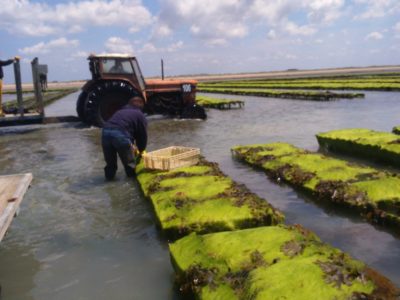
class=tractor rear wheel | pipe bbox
[83,80,139,127]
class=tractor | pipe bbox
[76,54,206,127]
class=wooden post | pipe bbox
[31,58,44,116]
[13,59,24,117]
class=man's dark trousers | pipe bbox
[102,128,136,179]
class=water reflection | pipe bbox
[0,244,40,300]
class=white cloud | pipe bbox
[167,41,184,52]
[0,0,154,37]
[369,49,381,54]
[249,0,295,24]
[139,41,184,54]
[157,0,344,44]
[141,43,158,54]
[72,51,90,58]
[283,21,316,36]
[353,0,400,19]
[365,31,384,41]
[249,0,344,24]
[105,37,134,54]
[158,0,249,44]
[19,38,79,54]
[271,51,298,61]
[267,29,277,39]
[285,54,297,60]
[153,24,173,38]
[306,0,345,23]
[394,22,400,38]
[68,25,84,34]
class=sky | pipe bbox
[0,0,399,83]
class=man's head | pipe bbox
[129,96,144,110]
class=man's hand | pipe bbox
[136,150,146,164]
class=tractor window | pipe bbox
[131,59,145,91]
[103,59,134,74]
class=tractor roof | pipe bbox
[88,53,135,59]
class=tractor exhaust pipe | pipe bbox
[161,59,164,80]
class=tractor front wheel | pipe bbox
[181,104,207,120]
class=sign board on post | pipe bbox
[31,58,45,116]
[37,64,48,75]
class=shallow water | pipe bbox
[2,93,34,103]
[0,91,400,299]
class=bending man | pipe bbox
[101,96,147,180]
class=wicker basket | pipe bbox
[143,146,200,171]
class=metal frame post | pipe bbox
[13,59,24,117]
[31,58,45,117]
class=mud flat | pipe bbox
[317,128,400,168]
[170,225,399,299]
[232,142,400,229]
[136,158,283,240]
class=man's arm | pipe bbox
[135,115,147,153]
[0,59,14,67]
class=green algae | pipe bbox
[196,95,244,109]
[232,142,400,229]
[197,87,365,101]
[136,158,283,239]
[170,225,398,299]
[317,128,400,168]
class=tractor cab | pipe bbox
[89,54,146,95]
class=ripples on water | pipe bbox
[0,91,400,299]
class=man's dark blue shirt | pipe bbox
[103,104,147,152]
[0,59,14,79]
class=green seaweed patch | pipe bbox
[3,89,78,112]
[197,87,365,101]
[317,128,400,168]
[170,225,398,299]
[136,158,284,239]
[232,142,400,229]
[393,126,400,135]
[196,95,244,110]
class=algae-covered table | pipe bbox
[232,142,400,230]
[196,95,244,110]
[317,128,400,168]
[0,173,33,242]
[136,155,399,299]
[170,225,399,299]
[136,159,283,239]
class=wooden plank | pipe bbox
[0,173,33,242]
